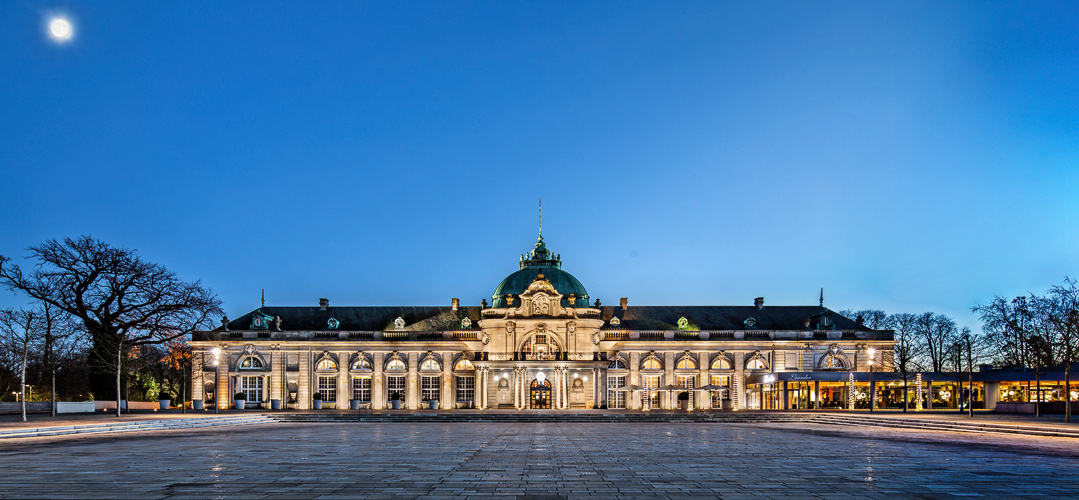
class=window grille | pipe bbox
[318,376,337,402]
[456,376,475,401]
[352,377,371,402]
[422,376,440,402]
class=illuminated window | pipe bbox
[239,357,262,369]
[420,358,441,371]
[676,358,696,370]
[240,376,262,402]
[318,376,336,402]
[454,359,475,371]
[746,358,767,370]
[642,359,661,370]
[386,359,406,371]
[711,357,732,370]
[316,358,337,371]
[351,357,371,370]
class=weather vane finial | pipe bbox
[819,288,824,307]
[261,289,265,308]
[538,198,542,240]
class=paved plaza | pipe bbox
[1,421,1078,499]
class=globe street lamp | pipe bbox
[212,347,222,413]
[868,348,877,413]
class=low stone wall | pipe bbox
[56,401,96,413]
[0,402,51,415]
[996,401,1079,414]
[94,401,161,411]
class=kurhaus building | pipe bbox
[190,233,895,411]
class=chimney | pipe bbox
[620,297,628,310]
[754,297,764,310]
[319,298,329,310]
[451,298,459,311]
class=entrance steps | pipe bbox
[269,411,821,424]
[0,414,276,440]
[815,414,1079,439]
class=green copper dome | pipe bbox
[491,234,589,308]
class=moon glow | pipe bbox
[49,18,72,42]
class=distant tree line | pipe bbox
[0,236,220,420]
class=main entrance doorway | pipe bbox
[530,379,551,409]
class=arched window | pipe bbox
[608,360,626,370]
[420,358,441,371]
[821,355,845,369]
[676,358,696,370]
[351,357,371,370]
[642,358,661,370]
[239,357,262,369]
[316,358,337,371]
[386,359,406,371]
[746,358,767,370]
[454,359,475,371]
[711,357,732,370]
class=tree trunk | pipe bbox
[903,376,908,412]
[116,344,122,418]
[1066,363,1072,423]
[1035,371,1042,418]
[180,359,186,414]
[20,341,29,422]
[51,369,56,418]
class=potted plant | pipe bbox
[390,392,402,410]
[159,391,171,410]
[234,392,246,410]
[312,391,323,410]
[677,391,690,411]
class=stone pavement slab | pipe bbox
[0,422,1076,499]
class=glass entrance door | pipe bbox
[530,379,551,409]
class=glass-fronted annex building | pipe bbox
[189,233,898,411]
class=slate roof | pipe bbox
[601,306,863,331]
[215,304,870,333]
[223,306,481,332]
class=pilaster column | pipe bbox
[513,367,520,409]
[442,351,453,409]
[407,352,419,410]
[664,351,675,409]
[629,352,640,410]
[372,352,384,409]
[593,368,600,409]
[475,367,484,409]
[563,366,570,409]
[338,352,348,407]
[734,352,744,409]
[698,351,709,409]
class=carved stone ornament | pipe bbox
[481,332,491,345]
[591,332,600,345]
[535,322,547,334]
[221,315,229,331]
[242,344,258,357]
[505,321,515,335]
[394,317,405,330]
[566,321,576,335]
[533,295,550,315]
[274,316,282,331]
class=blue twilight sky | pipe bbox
[1,2,1077,330]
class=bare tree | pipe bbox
[840,309,888,330]
[0,309,44,421]
[915,312,957,373]
[888,313,922,412]
[0,236,222,412]
[1045,278,1079,422]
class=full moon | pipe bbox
[49,18,72,42]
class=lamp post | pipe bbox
[212,347,221,414]
[868,348,876,413]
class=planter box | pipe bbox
[312,400,323,410]
[56,401,96,414]
[159,399,170,410]
[234,400,245,410]
[428,400,438,410]
[391,400,401,410]
[270,399,281,410]
[350,399,361,410]
[193,400,204,410]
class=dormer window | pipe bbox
[461,317,472,329]
[677,317,689,329]
[610,317,621,327]
[744,317,756,328]
[327,317,339,329]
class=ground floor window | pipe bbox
[352,377,371,402]
[422,376,440,402]
[710,375,730,408]
[240,376,262,403]
[318,376,337,402]
[787,381,814,409]
[386,376,406,404]
[607,376,626,409]
[456,376,475,402]
[642,375,660,409]
[818,382,848,409]
[677,375,696,408]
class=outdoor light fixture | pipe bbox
[211,347,221,414]
[573,373,578,378]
